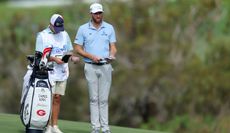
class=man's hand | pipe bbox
[109,55,116,60]
[49,56,64,64]
[70,56,80,64]
[105,55,116,63]
[91,55,101,63]
[55,58,64,64]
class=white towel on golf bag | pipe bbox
[20,66,33,104]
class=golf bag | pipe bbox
[20,47,53,133]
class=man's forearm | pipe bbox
[74,44,93,59]
[109,43,117,57]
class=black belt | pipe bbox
[85,62,109,66]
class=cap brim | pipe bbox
[91,10,104,13]
[54,26,64,33]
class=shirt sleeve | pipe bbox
[109,26,116,44]
[66,33,73,51]
[74,26,84,45]
[35,33,44,52]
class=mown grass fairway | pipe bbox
[0,113,166,133]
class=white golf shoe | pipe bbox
[52,125,63,133]
[91,128,100,133]
[102,130,111,133]
[44,125,52,133]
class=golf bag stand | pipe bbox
[20,47,53,133]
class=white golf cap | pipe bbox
[90,3,104,13]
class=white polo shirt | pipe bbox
[35,27,73,81]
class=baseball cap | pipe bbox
[90,3,104,13]
[50,14,64,33]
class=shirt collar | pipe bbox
[88,20,105,30]
[46,26,54,34]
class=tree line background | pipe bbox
[0,0,230,133]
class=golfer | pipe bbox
[74,3,117,133]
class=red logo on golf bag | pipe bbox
[37,110,46,116]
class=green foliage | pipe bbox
[141,114,218,133]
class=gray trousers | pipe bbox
[84,63,113,131]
